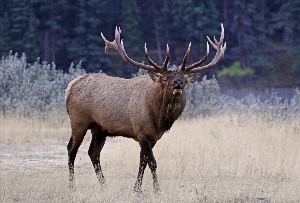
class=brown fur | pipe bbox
[66,73,186,141]
[66,72,189,192]
[67,24,226,192]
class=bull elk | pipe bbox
[66,24,226,192]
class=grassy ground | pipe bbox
[0,112,299,202]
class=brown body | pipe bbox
[66,73,186,142]
[66,25,226,192]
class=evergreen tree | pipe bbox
[0,0,299,84]
[171,0,219,67]
[122,0,143,55]
[23,7,41,60]
[245,1,275,72]
[66,0,113,73]
[7,0,30,53]
[273,0,300,73]
[38,0,66,63]
[0,13,10,55]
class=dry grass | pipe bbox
[0,112,300,202]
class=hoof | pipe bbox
[134,181,142,193]
[154,182,161,194]
[69,183,76,192]
[154,187,161,194]
[134,188,142,193]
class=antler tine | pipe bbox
[162,44,170,71]
[101,27,124,59]
[144,43,164,73]
[180,42,191,72]
[101,27,118,55]
[184,23,226,74]
[101,27,158,72]
[207,36,217,50]
[183,42,209,73]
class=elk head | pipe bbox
[101,24,226,96]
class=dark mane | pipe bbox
[158,97,186,131]
[147,85,187,132]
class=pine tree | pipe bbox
[0,13,10,55]
[66,0,113,73]
[23,6,41,60]
[122,0,143,55]
[171,0,219,66]
[7,0,30,53]
[273,0,300,73]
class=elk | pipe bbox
[66,24,226,192]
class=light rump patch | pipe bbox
[65,74,88,102]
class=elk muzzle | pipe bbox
[172,78,184,96]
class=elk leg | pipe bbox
[67,126,87,190]
[134,150,147,192]
[147,142,160,193]
[88,128,106,185]
[135,137,160,193]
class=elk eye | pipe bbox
[163,77,168,81]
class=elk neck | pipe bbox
[147,83,186,132]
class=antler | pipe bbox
[144,43,169,72]
[180,23,226,74]
[180,42,191,72]
[101,27,168,74]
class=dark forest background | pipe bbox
[0,0,299,88]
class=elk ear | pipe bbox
[148,71,162,83]
[185,73,200,84]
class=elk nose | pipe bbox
[174,79,184,86]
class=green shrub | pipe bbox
[218,61,254,78]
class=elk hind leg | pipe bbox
[67,124,88,190]
[88,126,107,185]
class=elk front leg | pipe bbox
[134,150,147,192]
[134,137,159,193]
[148,142,160,193]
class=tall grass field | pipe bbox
[0,54,300,202]
[0,112,299,202]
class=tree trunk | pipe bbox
[43,0,56,63]
[151,0,162,63]
[43,29,50,62]
[223,0,228,26]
